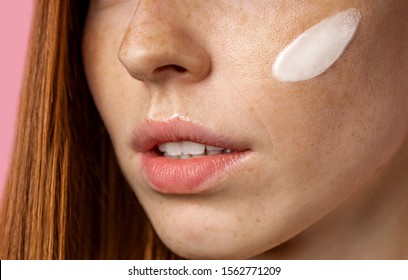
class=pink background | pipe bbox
[0,1,34,197]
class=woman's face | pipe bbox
[83,0,408,259]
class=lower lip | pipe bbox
[141,151,250,194]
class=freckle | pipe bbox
[239,13,248,25]
[233,232,237,238]
[256,218,261,223]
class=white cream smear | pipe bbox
[272,8,361,82]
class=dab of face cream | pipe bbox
[272,8,361,82]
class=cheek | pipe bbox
[247,3,408,192]
[279,77,401,199]
[234,21,407,215]
[82,12,145,145]
[82,16,116,116]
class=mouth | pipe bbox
[157,141,233,159]
[133,118,251,194]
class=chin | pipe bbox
[164,238,264,260]
[151,217,282,260]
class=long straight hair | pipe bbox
[0,0,174,259]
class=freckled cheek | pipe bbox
[251,81,360,172]
[269,33,377,149]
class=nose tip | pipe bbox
[118,38,211,83]
[118,12,211,84]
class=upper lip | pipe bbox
[132,117,249,153]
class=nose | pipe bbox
[118,1,211,84]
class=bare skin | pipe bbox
[83,0,408,259]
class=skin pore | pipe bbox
[83,0,408,259]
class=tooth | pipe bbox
[206,145,224,151]
[206,150,223,155]
[179,154,192,159]
[164,142,183,156]
[159,142,232,157]
[164,152,179,158]
[158,143,168,152]
[182,141,206,155]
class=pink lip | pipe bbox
[133,118,251,194]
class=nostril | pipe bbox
[154,64,187,74]
[173,65,187,73]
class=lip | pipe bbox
[133,118,251,194]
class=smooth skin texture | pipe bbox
[83,0,408,259]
